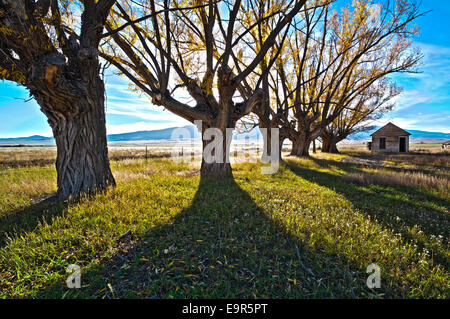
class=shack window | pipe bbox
[379,138,386,150]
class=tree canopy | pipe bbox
[251,0,423,157]
[101,0,307,175]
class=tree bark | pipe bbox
[35,83,115,200]
[30,50,115,200]
[200,126,233,178]
[290,135,311,157]
[327,141,339,153]
[321,133,330,152]
[321,132,341,153]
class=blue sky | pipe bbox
[0,0,449,138]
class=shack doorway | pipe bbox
[399,137,406,152]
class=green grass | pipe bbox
[0,155,448,298]
[0,165,56,214]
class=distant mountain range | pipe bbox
[0,125,448,145]
[0,135,54,141]
[0,135,54,145]
[0,125,262,145]
[107,125,201,141]
[107,125,263,142]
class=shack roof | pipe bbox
[371,122,411,137]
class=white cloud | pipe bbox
[372,118,419,129]
[104,76,193,129]
[106,108,189,123]
[391,90,433,111]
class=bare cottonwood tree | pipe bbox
[101,0,306,177]
[320,80,400,153]
[272,0,423,157]
[0,0,117,199]
[232,0,309,161]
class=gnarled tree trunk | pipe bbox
[321,132,341,154]
[199,67,262,178]
[0,0,117,200]
[327,141,339,153]
[290,134,312,157]
[38,95,114,200]
[200,125,233,178]
[31,51,115,200]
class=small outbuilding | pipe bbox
[370,122,411,153]
[442,140,450,149]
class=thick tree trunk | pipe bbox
[0,2,117,201]
[200,126,233,178]
[321,132,340,154]
[51,105,115,200]
[321,133,331,152]
[327,142,339,153]
[33,61,115,200]
[290,136,311,157]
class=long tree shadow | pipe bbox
[303,155,449,179]
[310,156,450,218]
[295,156,449,212]
[284,159,449,269]
[38,176,383,299]
[0,194,67,248]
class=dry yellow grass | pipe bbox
[337,143,448,155]
[343,169,450,196]
[383,154,450,167]
[0,146,174,168]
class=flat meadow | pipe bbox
[0,145,448,298]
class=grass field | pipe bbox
[0,147,448,298]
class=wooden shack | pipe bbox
[370,122,411,153]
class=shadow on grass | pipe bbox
[308,154,449,177]
[301,156,449,211]
[284,159,449,269]
[38,176,375,299]
[0,194,67,248]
